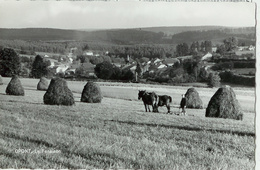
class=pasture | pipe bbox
[0,77,255,169]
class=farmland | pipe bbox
[0,77,255,169]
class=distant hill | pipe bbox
[141,26,255,35]
[0,26,255,45]
[170,29,255,45]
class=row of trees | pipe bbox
[175,40,213,56]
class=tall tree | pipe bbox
[0,48,21,77]
[135,62,143,82]
[94,61,114,79]
[224,37,238,51]
[31,55,49,78]
[205,41,212,53]
[176,43,189,56]
[200,42,205,52]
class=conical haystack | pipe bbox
[0,75,3,85]
[6,75,24,96]
[185,88,203,109]
[206,85,243,120]
[37,77,49,91]
[43,78,74,106]
[81,81,102,103]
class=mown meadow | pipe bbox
[0,77,255,169]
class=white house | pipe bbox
[248,45,255,51]
[85,51,94,56]
[157,64,167,69]
[55,64,70,73]
[212,47,217,53]
[201,52,213,61]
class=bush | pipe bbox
[219,71,255,87]
[121,69,134,81]
[185,88,203,109]
[211,61,234,71]
[0,48,21,77]
[81,81,102,103]
[206,85,243,120]
[94,61,114,79]
[208,72,221,88]
[31,55,49,78]
[37,77,49,91]
[43,78,74,106]
[6,75,24,96]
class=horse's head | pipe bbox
[138,90,146,100]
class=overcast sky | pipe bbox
[0,1,256,29]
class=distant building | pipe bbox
[162,58,180,66]
[151,58,162,65]
[212,47,217,53]
[201,52,213,61]
[85,51,94,56]
[176,55,193,61]
[248,45,255,51]
[54,64,69,73]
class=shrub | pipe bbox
[6,75,24,96]
[94,61,114,79]
[31,55,49,78]
[219,71,255,87]
[206,85,243,120]
[121,69,134,81]
[0,48,21,77]
[37,77,49,91]
[185,88,203,109]
[43,78,74,106]
[208,72,221,88]
[81,81,102,103]
[211,62,234,71]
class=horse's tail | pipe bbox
[169,96,172,103]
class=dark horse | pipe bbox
[138,90,158,112]
[154,95,172,113]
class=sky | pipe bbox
[0,1,256,29]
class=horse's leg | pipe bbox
[154,105,159,112]
[166,104,171,114]
[144,103,147,112]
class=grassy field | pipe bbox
[0,77,255,169]
[232,68,255,76]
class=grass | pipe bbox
[232,68,255,76]
[0,77,255,169]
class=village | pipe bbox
[34,44,255,84]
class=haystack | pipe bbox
[81,81,102,103]
[43,78,74,106]
[0,75,3,85]
[205,85,243,120]
[37,77,49,91]
[185,88,203,109]
[6,75,24,96]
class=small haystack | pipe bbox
[81,81,102,103]
[6,75,24,96]
[206,85,243,120]
[43,78,74,106]
[0,75,3,85]
[185,88,203,109]
[37,77,49,91]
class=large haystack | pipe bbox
[81,81,102,103]
[43,78,74,106]
[0,75,3,85]
[206,85,243,120]
[185,88,203,109]
[37,77,49,91]
[6,75,24,96]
